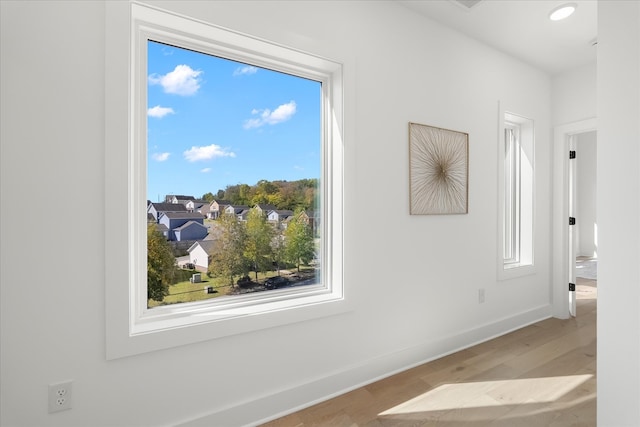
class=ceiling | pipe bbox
[397,0,597,75]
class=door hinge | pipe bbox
[569,217,576,225]
[569,283,576,292]
[569,150,576,159]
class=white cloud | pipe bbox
[147,105,175,118]
[200,168,212,173]
[148,65,203,96]
[233,65,258,76]
[183,144,236,162]
[152,152,170,162]
[243,101,297,129]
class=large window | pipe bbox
[106,3,345,358]
[145,40,322,308]
[498,110,535,279]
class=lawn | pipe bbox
[147,271,231,308]
[148,266,318,308]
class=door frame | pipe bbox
[552,117,597,319]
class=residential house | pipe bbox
[254,203,277,216]
[187,240,217,272]
[185,199,211,217]
[208,199,231,219]
[224,204,250,221]
[165,194,195,205]
[267,209,294,228]
[147,202,187,222]
[158,212,206,241]
[173,220,208,242]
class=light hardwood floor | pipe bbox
[262,278,597,426]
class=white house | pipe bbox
[187,240,216,272]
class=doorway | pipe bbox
[552,118,597,319]
[572,130,598,311]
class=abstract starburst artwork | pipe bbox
[409,122,468,215]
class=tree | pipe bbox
[284,210,315,272]
[271,227,286,275]
[201,192,215,203]
[244,208,275,281]
[208,213,247,286]
[147,224,176,302]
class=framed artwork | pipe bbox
[409,122,469,215]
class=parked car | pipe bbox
[264,276,290,290]
[236,275,253,288]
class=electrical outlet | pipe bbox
[478,288,485,304]
[48,380,73,413]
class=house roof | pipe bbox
[188,239,217,255]
[255,203,277,212]
[148,202,187,212]
[161,212,205,220]
[191,201,209,210]
[155,224,169,232]
[211,199,231,206]
[167,194,195,201]
[235,207,250,215]
[174,220,207,231]
[275,209,294,217]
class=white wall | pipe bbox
[552,62,597,126]
[1,1,554,426]
[576,131,598,257]
[597,1,640,425]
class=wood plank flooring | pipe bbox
[261,279,596,426]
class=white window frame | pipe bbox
[497,106,535,280]
[504,124,521,265]
[105,2,345,359]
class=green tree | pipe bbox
[271,227,286,275]
[208,213,247,286]
[238,183,252,205]
[244,208,275,281]
[201,192,215,203]
[266,193,283,208]
[284,210,315,272]
[223,184,240,204]
[147,224,176,302]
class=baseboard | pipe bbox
[176,304,552,427]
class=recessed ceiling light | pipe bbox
[549,3,577,21]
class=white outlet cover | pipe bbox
[48,380,73,413]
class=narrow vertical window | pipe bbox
[504,125,521,264]
[499,110,534,277]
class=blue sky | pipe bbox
[146,40,321,202]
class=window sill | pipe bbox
[499,263,536,281]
